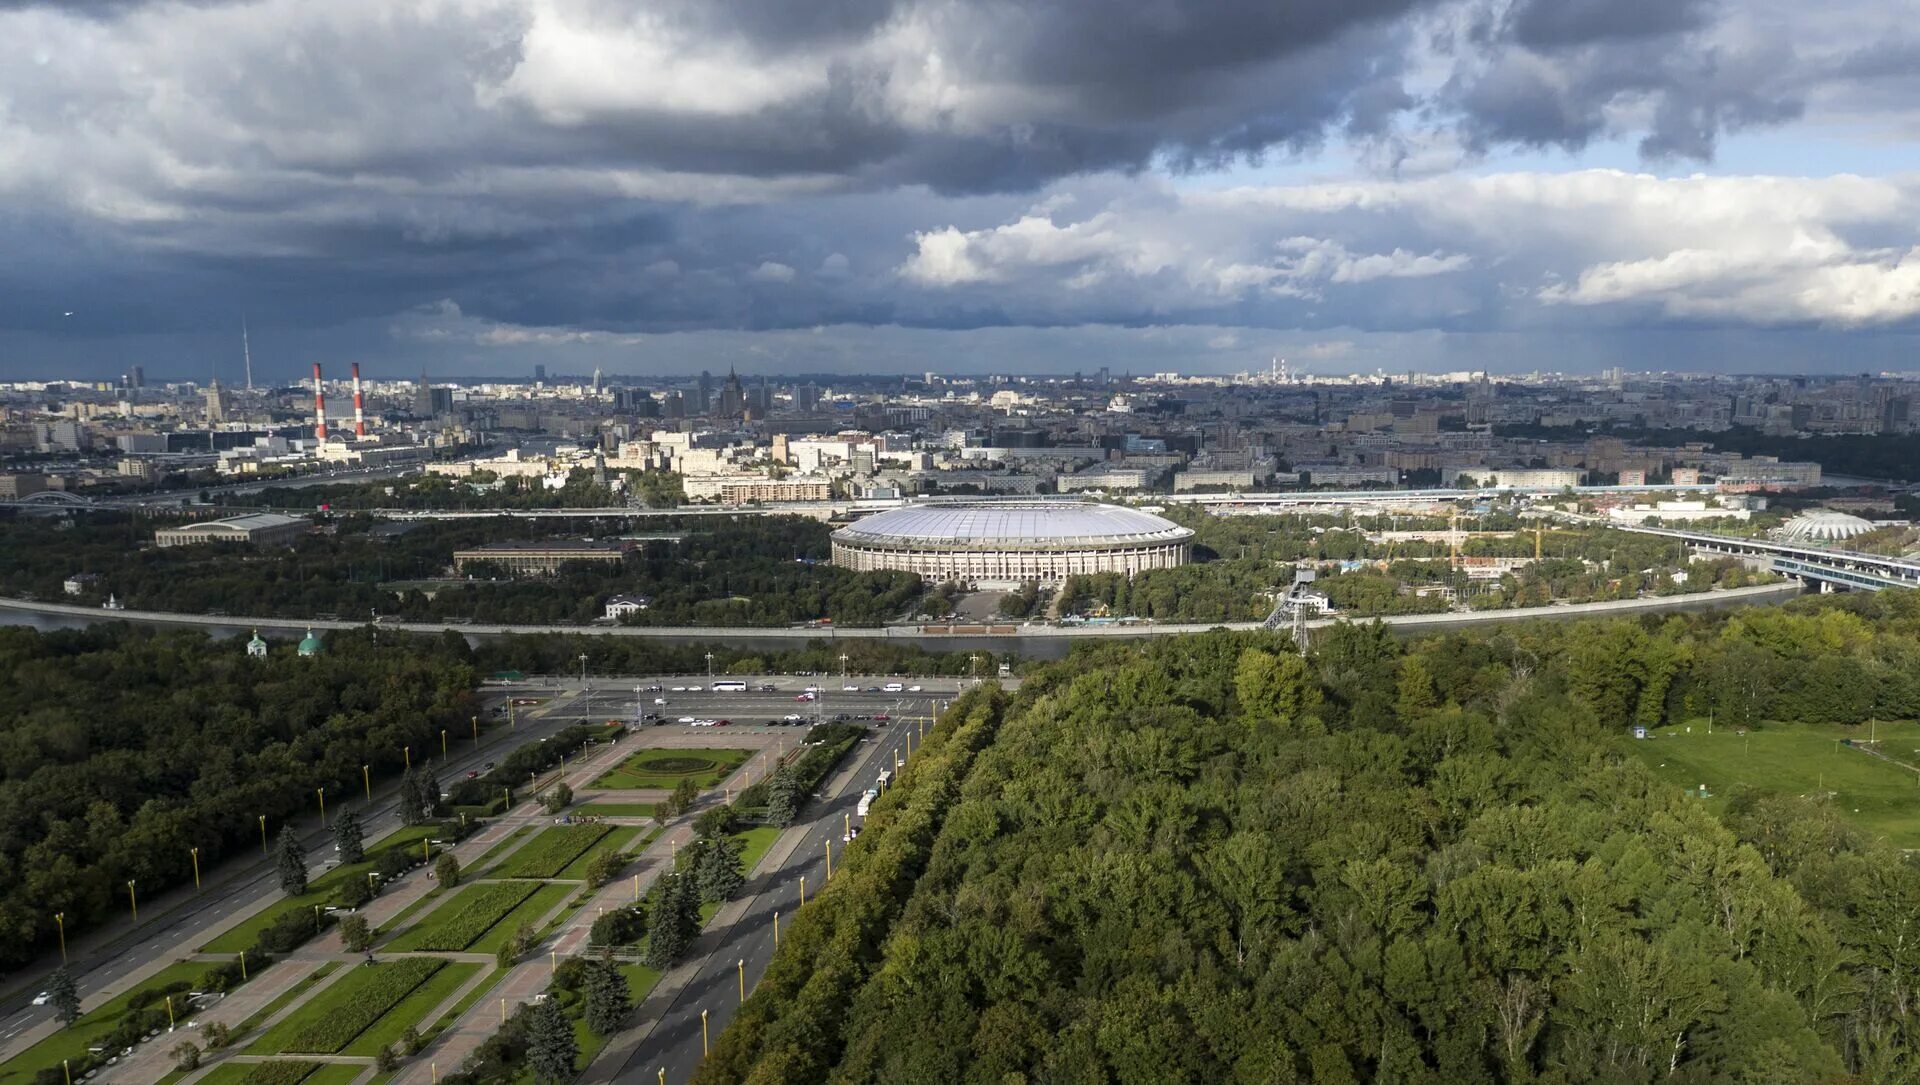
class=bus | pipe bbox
[711,680,749,693]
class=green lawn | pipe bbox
[1621,720,1920,847]
[465,825,534,879]
[341,961,483,1056]
[736,826,782,875]
[494,825,612,879]
[230,962,340,1040]
[192,1061,326,1085]
[586,748,751,791]
[573,803,657,817]
[247,957,447,1054]
[373,886,445,938]
[304,1066,367,1085]
[0,962,213,1085]
[555,826,650,880]
[470,883,574,954]
[200,824,439,953]
[386,881,539,952]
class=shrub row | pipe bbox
[693,688,1008,1084]
[390,881,540,951]
[32,962,273,1085]
[496,824,612,879]
[239,1062,323,1085]
[283,956,446,1053]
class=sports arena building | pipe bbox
[830,501,1194,586]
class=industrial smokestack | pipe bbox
[312,362,329,440]
[351,363,367,438]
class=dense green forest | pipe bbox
[229,467,685,512]
[0,513,920,626]
[699,592,1920,1083]
[0,624,479,971]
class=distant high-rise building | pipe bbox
[130,365,145,389]
[718,368,747,418]
[534,364,547,383]
[663,391,686,419]
[204,379,228,423]
[796,383,820,413]
[592,367,603,394]
[697,371,714,414]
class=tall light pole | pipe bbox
[705,651,714,681]
[53,913,66,963]
[316,787,327,827]
[579,653,589,691]
[190,847,201,891]
[126,880,138,923]
[839,652,848,681]
[258,814,268,855]
[363,764,372,804]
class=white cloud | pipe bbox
[749,260,797,283]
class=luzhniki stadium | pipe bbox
[829,500,1193,586]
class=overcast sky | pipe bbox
[2,0,1917,382]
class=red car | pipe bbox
[796,693,816,702]
[872,714,890,722]
[715,719,732,726]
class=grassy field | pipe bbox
[495,825,613,879]
[736,826,781,875]
[341,961,484,1056]
[200,824,438,953]
[193,1060,327,1085]
[386,881,539,952]
[0,962,213,1085]
[586,748,751,791]
[465,825,534,879]
[1621,719,1920,847]
[471,883,574,954]
[573,803,657,817]
[247,958,447,1054]
[555,826,651,880]
[230,962,340,1040]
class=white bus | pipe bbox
[710,680,748,693]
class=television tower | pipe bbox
[242,318,254,392]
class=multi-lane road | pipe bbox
[591,687,942,1084]
[0,675,977,1080]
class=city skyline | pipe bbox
[2,0,1918,377]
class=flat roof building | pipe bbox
[453,539,631,577]
[154,513,310,548]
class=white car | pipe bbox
[678,716,697,724]
[883,683,904,693]
[654,697,668,706]
[907,685,923,692]
[784,713,805,722]
[687,685,703,692]
[842,684,861,692]
[671,686,688,692]
[31,992,49,1007]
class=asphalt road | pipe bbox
[0,676,976,1065]
[607,697,926,1084]
[0,687,567,1048]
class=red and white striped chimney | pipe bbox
[351,363,367,438]
[312,363,329,440]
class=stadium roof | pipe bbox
[835,502,1193,549]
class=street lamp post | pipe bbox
[701,1008,709,1057]
[53,912,66,963]
[190,847,201,891]
[316,787,327,827]
[258,815,268,855]
[363,764,372,804]
[126,880,138,922]
[738,958,745,1003]
[441,729,448,759]
[705,651,714,681]
[579,653,589,691]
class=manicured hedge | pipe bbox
[388,881,540,951]
[495,824,612,879]
[282,957,446,1053]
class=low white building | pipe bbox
[604,594,652,620]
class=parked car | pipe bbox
[907,685,923,692]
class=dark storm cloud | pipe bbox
[1441,0,1806,160]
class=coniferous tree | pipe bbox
[398,766,424,827]
[525,997,578,1084]
[274,827,308,896]
[697,837,744,903]
[765,766,802,827]
[419,764,445,819]
[582,955,631,1036]
[332,808,364,864]
[644,874,694,969]
[47,965,79,1026]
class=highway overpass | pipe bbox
[1611,524,1920,592]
